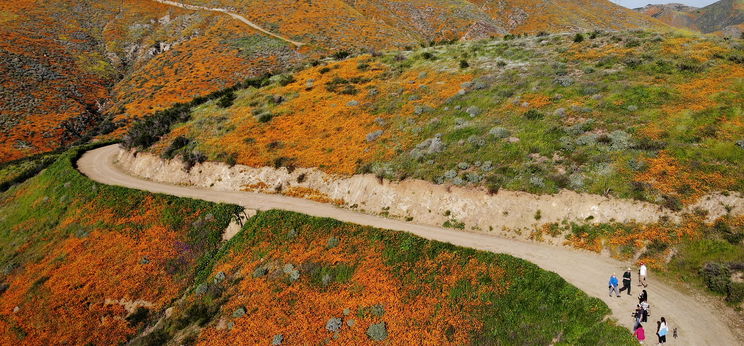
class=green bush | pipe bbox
[573,33,585,43]
[162,136,190,159]
[333,51,351,60]
[726,282,744,304]
[217,91,236,108]
[524,109,544,120]
[700,262,731,295]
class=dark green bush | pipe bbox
[726,282,744,304]
[162,136,190,159]
[217,91,236,108]
[573,33,585,43]
[700,262,731,295]
[333,51,351,60]
[524,109,544,120]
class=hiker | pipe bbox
[639,262,648,287]
[633,306,644,329]
[634,323,646,344]
[638,289,648,304]
[657,317,668,345]
[609,273,620,297]
[619,267,632,295]
[638,301,649,322]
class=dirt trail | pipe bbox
[153,0,304,47]
[78,145,738,345]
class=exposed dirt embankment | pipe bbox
[115,148,742,232]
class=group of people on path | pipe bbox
[608,263,672,344]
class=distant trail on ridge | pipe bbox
[77,145,740,345]
[153,0,305,47]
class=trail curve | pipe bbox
[78,144,738,345]
[154,0,304,47]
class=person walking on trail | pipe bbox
[639,300,650,322]
[634,323,646,344]
[638,289,648,304]
[657,317,668,345]
[609,273,620,297]
[639,262,648,287]
[620,267,632,295]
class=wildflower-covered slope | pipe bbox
[0,0,663,163]
[135,31,744,209]
[0,146,241,344]
[133,210,634,345]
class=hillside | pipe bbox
[635,0,744,34]
[0,0,664,163]
[0,148,634,344]
[127,30,744,210]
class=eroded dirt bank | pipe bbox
[115,147,743,234]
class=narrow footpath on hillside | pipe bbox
[153,0,304,47]
[78,145,738,345]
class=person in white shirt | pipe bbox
[657,317,668,345]
[639,262,648,287]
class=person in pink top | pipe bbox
[634,323,646,344]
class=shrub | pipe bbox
[333,51,351,60]
[573,33,585,43]
[459,60,470,69]
[319,67,331,74]
[182,151,207,171]
[276,74,296,86]
[421,52,435,60]
[524,109,544,120]
[162,136,191,159]
[700,262,731,294]
[632,137,667,151]
[661,195,683,212]
[217,91,236,108]
[257,112,274,123]
[727,282,744,304]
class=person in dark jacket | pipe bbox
[619,267,632,295]
[638,289,648,304]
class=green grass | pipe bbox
[0,151,59,192]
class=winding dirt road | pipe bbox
[154,0,304,47]
[78,144,738,345]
